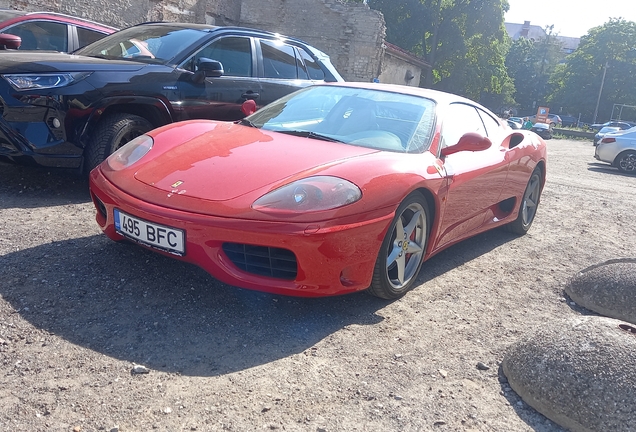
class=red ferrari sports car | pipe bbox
[89,82,547,299]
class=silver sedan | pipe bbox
[595,127,636,173]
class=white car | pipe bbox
[593,126,620,146]
[594,127,636,174]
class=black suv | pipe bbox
[0,22,343,172]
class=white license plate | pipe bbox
[114,209,185,256]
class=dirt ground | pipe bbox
[1,138,635,432]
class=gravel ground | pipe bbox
[1,138,635,432]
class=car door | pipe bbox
[434,103,509,250]
[257,39,316,107]
[177,35,262,121]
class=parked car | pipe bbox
[89,82,547,299]
[590,121,634,132]
[531,122,552,139]
[0,22,343,173]
[528,113,562,127]
[507,117,523,129]
[594,126,621,146]
[559,115,578,127]
[594,126,636,173]
[0,10,116,52]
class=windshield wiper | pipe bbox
[274,130,344,143]
[237,118,257,128]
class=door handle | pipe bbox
[242,92,260,100]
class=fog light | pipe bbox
[52,118,61,128]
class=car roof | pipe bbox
[0,9,117,32]
[133,22,324,48]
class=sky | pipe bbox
[505,0,636,38]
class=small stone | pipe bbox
[73,427,81,432]
[433,420,446,426]
[476,362,490,370]
[110,427,119,432]
[438,369,448,378]
[262,406,271,412]
[132,364,150,374]
[163,407,172,414]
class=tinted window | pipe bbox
[261,40,298,79]
[4,21,68,51]
[191,36,252,77]
[77,27,107,49]
[298,47,325,80]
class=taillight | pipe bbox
[601,137,616,144]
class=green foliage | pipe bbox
[505,29,564,114]
[547,19,636,123]
[368,0,514,108]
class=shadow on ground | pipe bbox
[0,160,89,209]
[0,224,518,377]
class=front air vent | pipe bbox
[222,243,297,280]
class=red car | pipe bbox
[89,83,547,299]
[0,10,116,51]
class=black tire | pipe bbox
[506,167,543,235]
[367,192,430,299]
[84,113,153,174]
[614,150,636,174]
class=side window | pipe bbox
[440,103,486,148]
[260,40,298,79]
[4,21,68,51]
[191,36,252,77]
[77,27,107,49]
[477,108,503,139]
[298,47,325,80]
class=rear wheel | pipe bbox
[84,113,153,174]
[506,167,543,235]
[614,151,636,174]
[367,192,429,299]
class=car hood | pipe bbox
[0,51,146,73]
[133,122,380,202]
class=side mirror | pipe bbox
[441,132,492,157]
[241,99,257,116]
[192,58,224,84]
[0,34,21,50]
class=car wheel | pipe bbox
[367,192,429,299]
[505,167,543,235]
[84,113,153,173]
[615,151,636,174]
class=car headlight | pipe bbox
[2,72,92,90]
[252,176,362,214]
[106,134,153,171]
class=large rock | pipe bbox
[503,316,636,432]
[565,258,636,325]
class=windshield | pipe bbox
[75,24,210,64]
[245,86,436,153]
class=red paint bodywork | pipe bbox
[89,83,547,297]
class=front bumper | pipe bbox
[0,99,83,168]
[89,167,395,297]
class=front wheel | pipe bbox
[614,151,636,174]
[505,167,543,235]
[84,113,153,174]
[367,192,430,299]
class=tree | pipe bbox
[368,0,514,107]
[547,19,636,123]
[505,26,563,114]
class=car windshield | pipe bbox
[244,86,436,153]
[75,24,209,64]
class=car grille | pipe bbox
[222,243,297,280]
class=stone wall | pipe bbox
[0,0,388,82]
[239,0,385,82]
